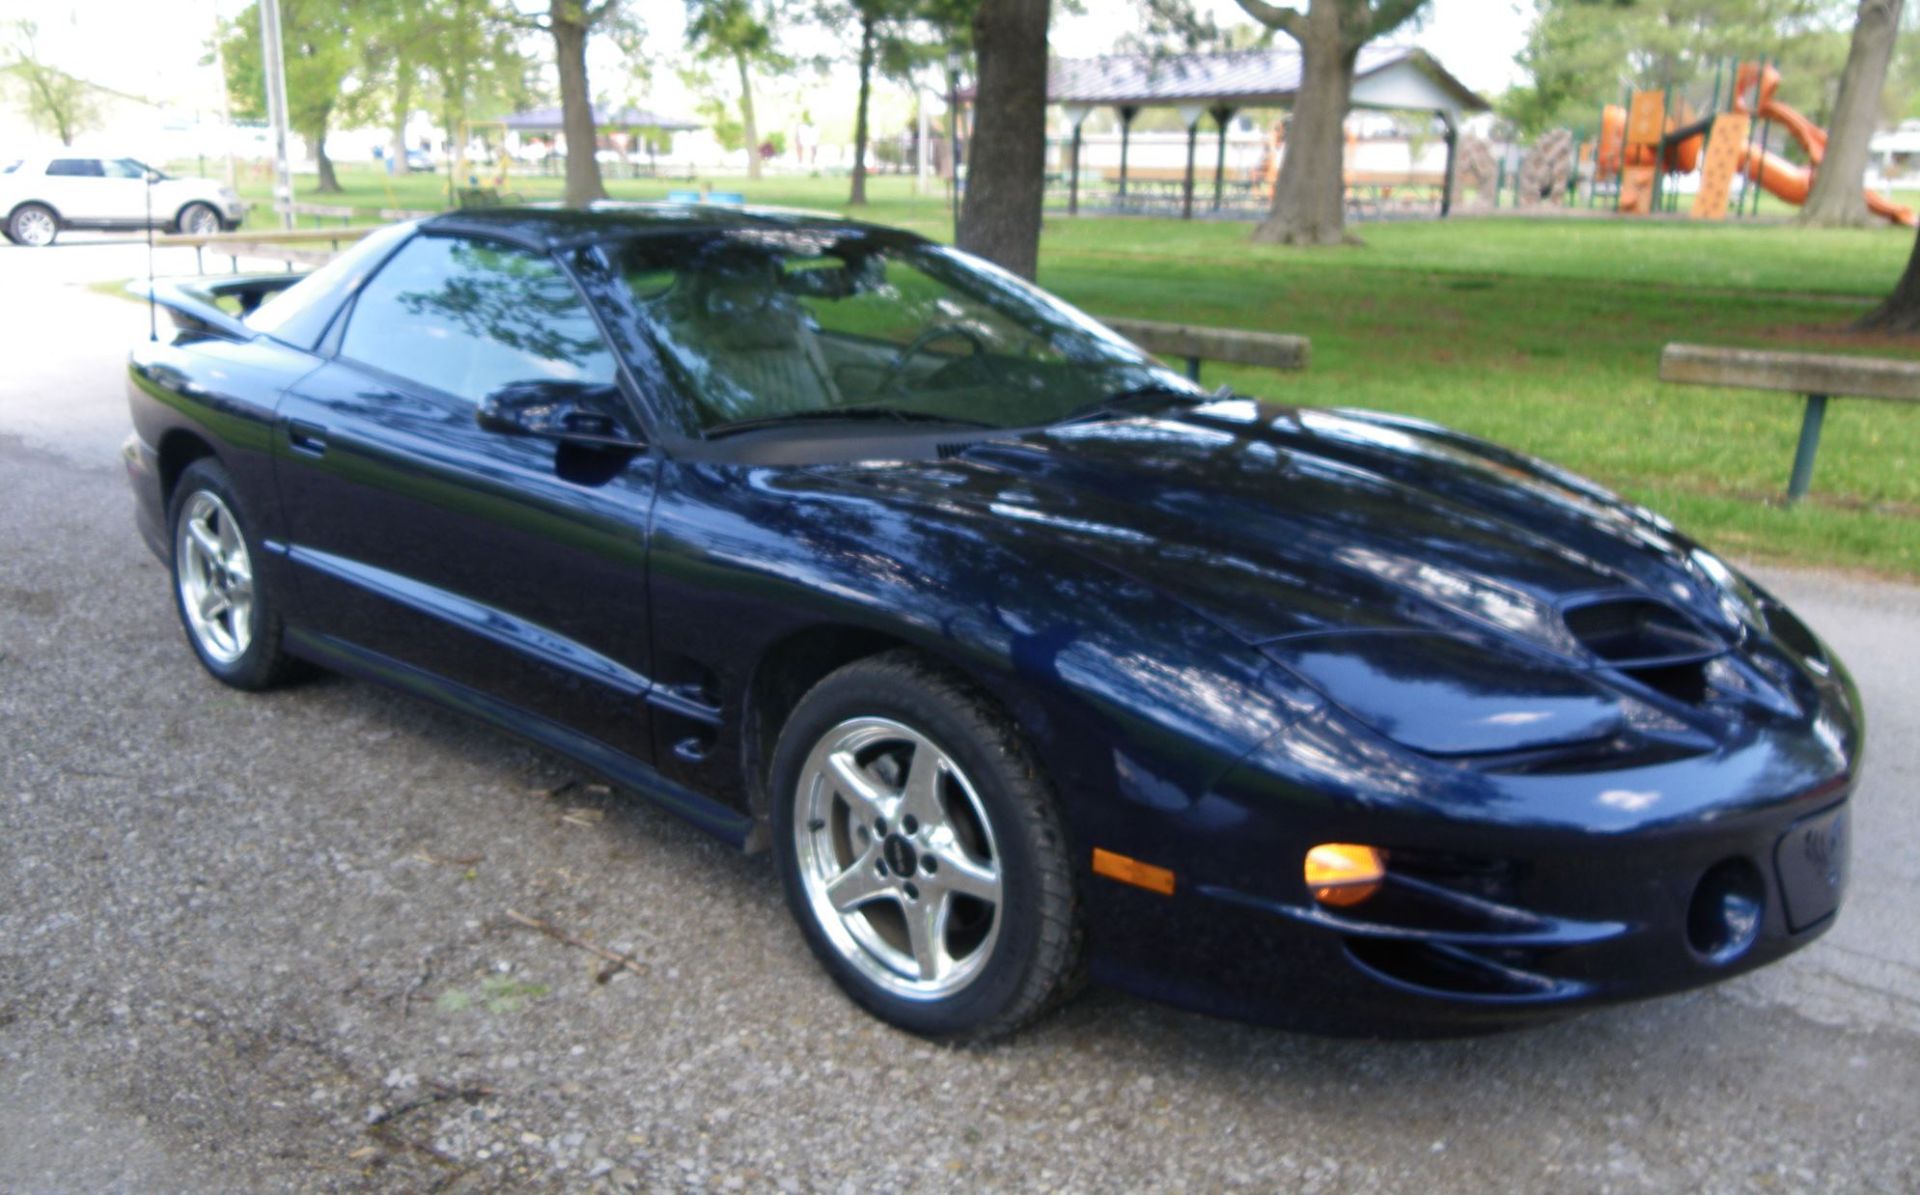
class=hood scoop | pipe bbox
[1564,596,1725,705]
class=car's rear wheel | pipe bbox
[770,651,1084,1040]
[168,459,303,690]
[8,203,57,247]
[176,202,222,236]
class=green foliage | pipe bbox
[3,20,101,145]
[221,1,355,145]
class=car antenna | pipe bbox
[144,166,158,342]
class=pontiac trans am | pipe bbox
[123,206,1862,1039]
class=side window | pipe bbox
[338,235,618,402]
[103,158,148,179]
[47,159,103,177]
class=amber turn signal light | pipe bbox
[1304,843,1385,906]
[1092,848,1176,896]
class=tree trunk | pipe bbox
[956,0,1050,280]
[1256,6,1355,245]
[849,12,876,205]
[1801,0,1902,227]
[551,3,606,207]
[1859,224,1920,330]
[311,128,342,193]
[736,51,761,181]
[390,67,412,176]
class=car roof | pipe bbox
[419,202,923,253]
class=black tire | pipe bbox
[7,202,58,247]
[770,650,1085,1041]
[176,202,222,236]
[167,459,305,690]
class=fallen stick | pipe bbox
[505,909,647,983]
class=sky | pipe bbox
[3,0,1536,131]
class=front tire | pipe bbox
[176,202,222,236]
[168,459,303,690]
[770,651,1084,1040]
[8,203,58,247]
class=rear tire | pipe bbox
[770,650,1085,1041]
[8,203,57,247]
[167,459,305,690]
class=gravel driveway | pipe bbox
[2,242,1917,1193]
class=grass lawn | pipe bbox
[209,164,1920,577]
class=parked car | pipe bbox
[124,207,1861,1040]
[3,155,245,246]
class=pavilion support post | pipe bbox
[1210,105,1235,211]
[1117,105,1139,208]
[1069,122,1082,214]
[1179,105,1202,221]
[1063,104,1092,217]
[1439,109,1459,218]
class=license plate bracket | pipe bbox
[1774,803,1848,932]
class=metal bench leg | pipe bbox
[1787,393,1827,503]
[1186,355,1202,383]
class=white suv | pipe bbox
[1,156,247,246]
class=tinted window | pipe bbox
[597,231,1191,434]
[47,159,103,177]
[103,158,149,179]
[246,220,416,349]
[339,235,617,402]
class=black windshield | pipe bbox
[587,230,1201,436]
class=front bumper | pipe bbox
[1088,784,1850,1035]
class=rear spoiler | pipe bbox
[125,273,306,342]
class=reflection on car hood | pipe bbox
[825,398,1749,661]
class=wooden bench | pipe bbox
[1659,342,1920,501]
[156,225,377,272]
[1103,316,1310,382]
[275,201,358,227]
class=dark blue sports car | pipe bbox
[125,206,1862,1039]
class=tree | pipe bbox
[1802,0,1904,225]
[825,0,921,205]
[686,0,788,181]
[1232,0,1428,245]
[955,0,1048,278]
[224,1,356,193]
[3,20,100,146]
[514,0,626,206]
[417,0,531,183]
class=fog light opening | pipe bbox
[1305,843,1385,907]
[1687,858,1764,965]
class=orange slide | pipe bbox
[1733,63,1915,226]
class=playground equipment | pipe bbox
[1594,62,1915,226]
[1518,129,1576,207]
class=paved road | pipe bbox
[2,241,1917,1193]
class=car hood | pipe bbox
[824,398,1758,665]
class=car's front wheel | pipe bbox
[8,203,58,247]
[176,202,222,236]
[168,459,303,690]
[771,651,1084,1040]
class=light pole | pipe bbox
[259,0,295,230]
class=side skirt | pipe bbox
[285,627,756,849]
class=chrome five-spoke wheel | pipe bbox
[175,489,255,665]
[793,716,1003,1000]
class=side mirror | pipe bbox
[477,380,644,450]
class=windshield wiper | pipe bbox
[1055,384,1204,425]
[706,406,992,438]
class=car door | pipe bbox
[94,158,152,224]
[42,157,110,220]
[273,231,660,763]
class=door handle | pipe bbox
[286,419,328,457]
